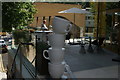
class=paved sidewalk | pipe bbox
[0,72,7,80]
[73,65,118,78]
[64,44,119,78]
[0,53,8,80]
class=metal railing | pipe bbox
[9,42,38,79]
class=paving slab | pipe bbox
[0,53,8,79]
[73,65,118,78]
[64,44,119,78]
[0,72,7,80]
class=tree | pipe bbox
[106,2,120,10]
[90,2,120,38]
[2,2,36,32]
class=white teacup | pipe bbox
[43,48,65,64]
[48,62,65,78]
[48,33,65,48]
[52,16,72,34]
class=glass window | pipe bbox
[86,16,88,20]
[88,21,90,24]
[86,28,88,33]
[88,16,90,19]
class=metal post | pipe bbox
[48,16,51,30]
[20,45,22,78]
[97,2,100,40]
[10,43,21,77]
[73,13,75,44]
[35,35,37,77]
[36,17,38,27]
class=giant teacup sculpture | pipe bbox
[43,16,72,78]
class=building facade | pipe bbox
[85,8,94,37]
[29,2,86,37]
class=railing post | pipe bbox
[35,35,38,78]
[20,45,22,78]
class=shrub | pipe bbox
[13,30,31,45]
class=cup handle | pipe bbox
[65,24,72,33]
[43,50,49,60]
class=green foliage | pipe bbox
[106,15,112,38]
[90,2,120,13]
[90,2,96,13]
[106,2,120,9]
[2,2,36,32]
[13,30,31,44]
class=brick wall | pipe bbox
[29,2,86,37]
